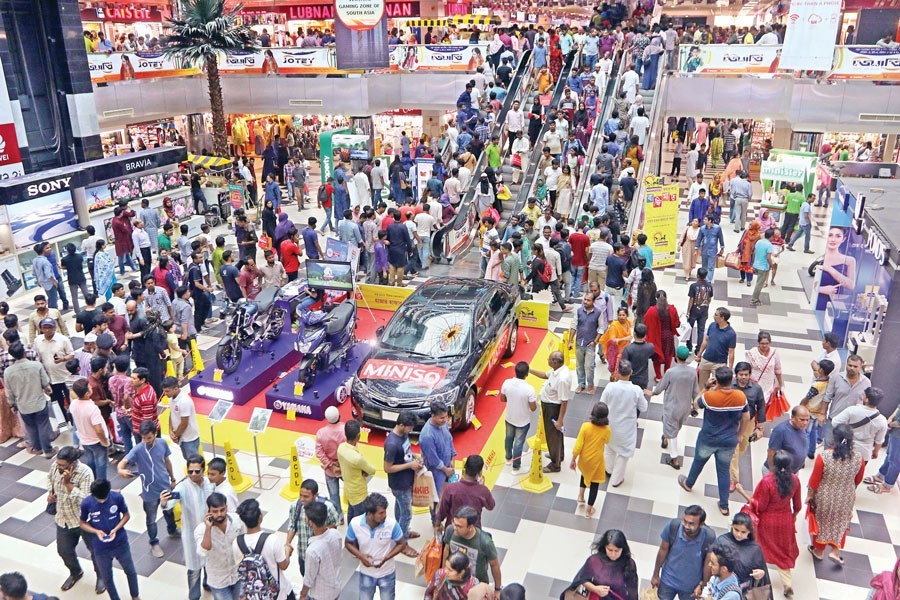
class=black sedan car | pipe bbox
[351,278,520,431]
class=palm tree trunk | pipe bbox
[205,56,228,157]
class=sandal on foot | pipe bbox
[807,545,823,561]
[867,483,891,494]
[661,436,668,449]
[863,476,884,485]
[577,497,585,505]
[828,553,844,566]
[718,506,730,516]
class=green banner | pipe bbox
[318,128,351,183]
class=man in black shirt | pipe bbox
[605,243,629,308]
[74,295,100,334]
[190,167,208,216]
[730,361,766,490]
[621,323,657,390]
[685,267,713,352]
[187,252,212,333]
[497,58,513,87]
[619,168,638,204]
[218,250,242,302]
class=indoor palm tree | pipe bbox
[163,0,253,157]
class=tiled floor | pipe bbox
[1,145,898,600]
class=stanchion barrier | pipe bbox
[280,445,303,501]
[520,404,553,493]
[224,440,253,493]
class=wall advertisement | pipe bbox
[389,44,489,71]
[218,48,339,75]
[87,51,201,83]
[779,0,842,70]
[828,46,900,80]
[642,184,680,268]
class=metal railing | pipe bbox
[627,53,670,231]
[503,49,581,230]
[432,50,536,263]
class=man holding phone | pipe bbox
[161,455,214,600]
[196,493,245,600]
[79,479,140,600]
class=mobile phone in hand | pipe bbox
[169,491,181,500]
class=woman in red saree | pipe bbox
[643,290,680,380]
[548,30,563,82]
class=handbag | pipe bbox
[46,482,57,516]
[745,581,773,600]
[511,153,523,168]
[740,502,759,528]
[766,389,790,421]
[258,233,272,251]
[723,251,741,270]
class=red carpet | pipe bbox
[191,307,549,455]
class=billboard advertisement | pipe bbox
[218,48,339,75]
[779,0,842,70]
[390,44,488,71]
[87,51,200,83]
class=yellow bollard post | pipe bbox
[520,406,553,493]
[224,440,253,493]
[280,445,303,501]
[187,338,204,378]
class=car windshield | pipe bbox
[381,308,472,356]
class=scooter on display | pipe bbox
[294,300,357,386]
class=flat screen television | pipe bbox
[164,170,183,190]
[139,172,165,196]
[85,184,114,213]
[109,178,141,203]
[170,195,194,219]
[305,260,354,292]
[6,191,78,248]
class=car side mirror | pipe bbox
[376,326,385,336]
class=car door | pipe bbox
[473,291,507,390]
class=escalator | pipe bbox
[503,50,580,230]
[432,50,536,263]
[570,49,629,223]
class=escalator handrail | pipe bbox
[571,48,629,215]
[504,49,582,232]
[627,52,669,231]
[434,50,537,261]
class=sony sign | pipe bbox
[861,220,890,266]
[27,176,72,197]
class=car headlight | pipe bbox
[429,386,460,408]
[351,377,367,398]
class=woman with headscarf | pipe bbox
[162,196,176,224]
[599,308,633,382]
[274,212,295,255]
[474,174,496,218]
[573,102,589,131]
[94,239,116,300]
[261,142,277,180]
[755,207,777,233]
[489,33,504,70]
[715,513,771,597]
[261,199,278,244]
[641,36,665,89]
[643,290,680,380]
[528,96,544,149]
[136,309,169,398]
[737,221,762,286]
[628,95,644,120]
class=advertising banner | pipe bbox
[0,59,24,179]
[678,45,782,75]
[642,184,680,268]
[828,46,900,80]
[324,237,360,272]
[334,0,390,71]
[390,44,488,71]
[354,282,414,310]
[87,51,200,83]
[814,182,893,346]
[516,300,550,330]
[780,0,842,70]
[760,160,807,182]
[218,48,339,75]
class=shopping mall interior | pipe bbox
[0,0,897,599]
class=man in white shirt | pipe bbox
[832,387,888,462]
[131,219,152,279]
[756,27,780,44]
[536,208,557,234]
[812,332,842,374]
[630,107,651,147]
[530,352,573,472]
[511,131,530,184]
[500,362,538,472]
[300,502,343,600]
[506,100,525,155]
[687,174,708,204]
[414,207,438,270]
[622,65,640,103]
[352,167,370,209]
[543,121,564,158]
[588,231,614,287]
[444,169,462,205]
[234,499,292,600]
[446,121,459,154]
[165,376,200,460]
[457,163,472,192]
[195,493,245,600]
[370,159,388,205]
[544,160,562,207]
[345,493,406,599]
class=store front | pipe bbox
[235,1,422,46]
[0,147,188,297]
[102,116,191,156]
[228,113,349,160]
[80,2,170,46]
[374,109,423,157]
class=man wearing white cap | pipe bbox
[315,405,346,523]
[75,333,97,377]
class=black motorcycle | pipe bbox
[216,287,287,374]
[294,300,357,386]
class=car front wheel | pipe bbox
[504,321,519,358]
[455,388,477,430]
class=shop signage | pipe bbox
[677,44,781,74]
[218,48,338,75]
[760,161,807,182]
[0,60,23,180]
[80,5,164,23]
[389,44,489,71]
[26,177,72,198]
[240,1,418,21]
[861,220,889,265]
[779,0,842,70]
[359,359,447,387]
[354,282,414,310]
[87,52,200,83]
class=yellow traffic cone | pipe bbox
[187,338,204,378]
[166,360,176,378]
[520,405,553,493]
[224,440,253,493]
[280,445,303,501]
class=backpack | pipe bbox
[538,258,553,283]
[317,185,327,205]
[693,281,712,310]
[236,533,279,600]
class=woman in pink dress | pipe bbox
[746,330,784,401]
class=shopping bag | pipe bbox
[258,233,272,251]
[412,470,437,507]
[716,254,726,268]
[414,537,444,581]
[676,320,692,343]
[510,153,522,168]
[740,502,760,529]
[806,505,819,537]
[724,251,741,270]
[766,389,790,421]
[746,582,773,600]
[640,588,659,600]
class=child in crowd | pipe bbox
[163,320,184,382]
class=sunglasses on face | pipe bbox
[187,469,203,474]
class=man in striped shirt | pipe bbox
[677,366,749,516]
[129,367,158,437]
